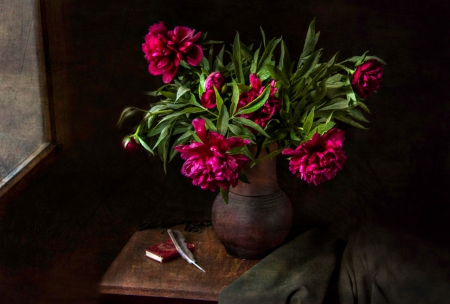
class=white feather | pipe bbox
[167,229,205,272]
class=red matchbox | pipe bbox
[145,239,195,263]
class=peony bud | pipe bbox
[122,137,140,153]
[351,59,384,99]
[204,72,226,92]
[200,89,217,109]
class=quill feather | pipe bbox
[167,229,205,272]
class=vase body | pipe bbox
[212,145,292,259]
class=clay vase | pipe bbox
[212,145,292,259]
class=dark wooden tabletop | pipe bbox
[98,225,259,301]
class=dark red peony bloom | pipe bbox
[350,59,384,99]
[174,118,250,191]
[122,138,140,153]
[236,74,281,129]
[282,128,346,185]
[142,21,203,84]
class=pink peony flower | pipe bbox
[122,138,140,153]
[200,89,217,109]
[282,128,346,185]
[174,118,251,191]
[351,59,384,99]
[142,21,203,84]
[236,74,281,129]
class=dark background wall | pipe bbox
[1,0,449,303]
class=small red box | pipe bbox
[145,239,195,263]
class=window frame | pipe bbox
[0,0,68,208]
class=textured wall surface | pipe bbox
[0,0,449,303]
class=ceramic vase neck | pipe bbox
[230,143,279,197]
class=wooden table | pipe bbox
[99,225,259,302]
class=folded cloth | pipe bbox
[339,223,450,304]
[220,223,450,304]
[219,227,341,304]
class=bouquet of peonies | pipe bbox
[119,20,385,199]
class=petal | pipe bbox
[192,118,208,144]
[185,44,203,66]
[227,137,251,149]
[162,64,178,83]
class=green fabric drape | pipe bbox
[219,224,450,304]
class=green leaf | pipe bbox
[217,103,229,135]
[232,32,244,83]
[266,63,290,85]
[220,187,230,204]
[238,172,250,184]
[334,113,369,130]
[355,51,369,67]
[228,123,243,136]
[201,56,210,72]
[235,85,271,115]
[250,45,261,74]
[280,40,292,77]
[198,73,206,96]
[137,136,154,154]
[290,128,301,141]
[303,106,315,135]
[256,37,281,74]
[292,63,328,115]
[326,73,344,85]
[161,91,177,100]
[208,45,214,70]
[345,84,357,104]
[230,79,240,115]
[201,116,218,132]
[291,49,322,88]
[239,42,254,62]
[347,108,369,123]
[152,124,172,149]
[232,117,270,137]
[259,149,282,162]
[200,39,224,45]
[148,120,171,137]
[257,67,271,81]
[300,19,320,67]
[214,45,226,71]
[158,135,170,173]
[358,101,371,114]
[117,107,146,127]
[260,27,266,48]
[366,56,387,66]
[158,107,206,124]
[176,86,190,101]
[169,130,194,161]
[317,121,335,135]
[282,94,291,113]
[189,93,204,108]
[318,98,349,111]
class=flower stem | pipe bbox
[334,64,353,74]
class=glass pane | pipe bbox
[0,0,49,184]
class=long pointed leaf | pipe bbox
[303,107,315,135]
[235,85,271,115]
[232,117,270,137]
[230,79,240,115]
[217,105,229,136]
[232,32,244,83]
